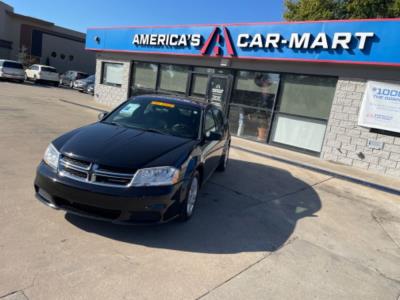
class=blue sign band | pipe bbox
[86,19,400,66]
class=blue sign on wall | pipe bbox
[86,19,400,66]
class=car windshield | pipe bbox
[42,67,57,73]
[84,75,95,83]
[103,97,202,139]
[3,61,23,69]
[77,72,88,79]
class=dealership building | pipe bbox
[0,1,94,73]
[86,19,400,178]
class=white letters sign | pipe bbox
[358,80,400,133]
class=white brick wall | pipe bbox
[94,58,131,108]
[321,78,400,178]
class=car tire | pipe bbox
[178,171,200,222]
[217,144,230,172]
[53,82,59,87]
[33,75,37,84]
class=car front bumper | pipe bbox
[73,84,85,90]
[34,162,188,224]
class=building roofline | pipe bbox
[5,8,85,36]
[6,10,54,27]
[86,17,400,30]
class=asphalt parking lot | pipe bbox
[0,81,400,300]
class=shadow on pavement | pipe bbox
[66,158,321,254]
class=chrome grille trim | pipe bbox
[58,155,135,188]
[60,156,91,170]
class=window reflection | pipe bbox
[229,71,279,142]
[232,71,280,110]
[228,105,272,142]
[159,64,189,93]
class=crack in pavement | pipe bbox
[196,236,299,300]
[0,291,28,300]
[371,210,400,251]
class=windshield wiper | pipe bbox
[103,121,122,127]
[144,128,168,135]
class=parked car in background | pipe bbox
[0,59,25,83]
[73,74,95,92]
[60,70,88,88]
[34,95,231,224]
[85,83,95,95]
[25,65,59,86]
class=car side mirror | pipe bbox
[206,131,222,141]
[98,112,108,121]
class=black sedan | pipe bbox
[34,95,231,224]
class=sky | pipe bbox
[3,0,285,33]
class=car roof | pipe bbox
[33,64,56,68]
[0,59,22,64]
[132,94,211,109]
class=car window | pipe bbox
[3,61,23,69]
[104,97,201,139]
[204,109,217,136]
[77,73,88,79]
[31,65,39,71]
[212,108,224,133]
[42,67,57,73]
[85,75,95,83]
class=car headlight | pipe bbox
[131,166,180,186]
[43,143,60,170]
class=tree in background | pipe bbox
[284,0,400,20]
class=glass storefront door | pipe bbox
[206,74,233,115]
[227,71,280,143]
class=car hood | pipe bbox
[55,123,196,170]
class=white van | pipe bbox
[25,64,59,86]
[0,59,25,83]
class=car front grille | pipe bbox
[58,155,136,187]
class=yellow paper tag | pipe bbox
[151,101,175,108]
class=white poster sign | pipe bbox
[358,81,400,133]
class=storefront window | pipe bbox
[159,64,189,93]
[271,74,337,153]
[228,71,279,142]
[277,75,337,119]
[132,62,158,93]
[232,71,280,109]
[102,62,123,87]
[191,74,208,96]
[229,105,272,142]
[190,68,231,97]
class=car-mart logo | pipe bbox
[132,27,376,56]
[132,26,235,57]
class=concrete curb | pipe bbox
[232,145,400,196]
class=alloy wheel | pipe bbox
[186,176,198,216]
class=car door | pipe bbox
[67,71,74,85]
[211,107,226,158]
[202,108,221,181]
[25,65,35,79]
[60,72,67,84]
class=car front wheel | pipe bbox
[179,171,199,221]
